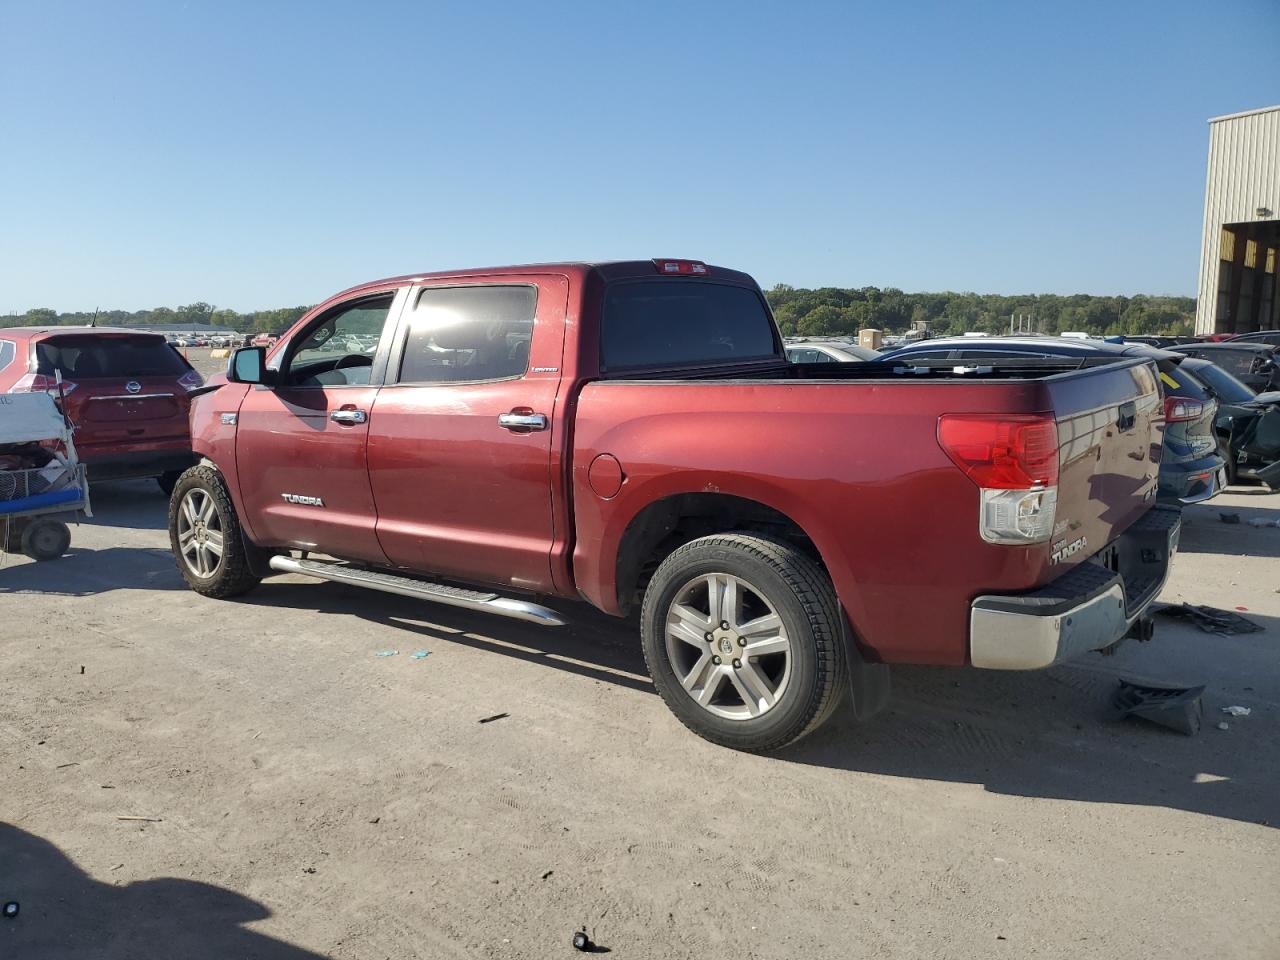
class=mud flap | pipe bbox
[843,620,891,721]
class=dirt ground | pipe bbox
[3,405,1279,958]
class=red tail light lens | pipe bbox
[1163,396,1204,422]
[937,414,1060,489]
[652,258,709,275]
[8,373,77,397]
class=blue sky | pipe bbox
[2,0,1277,311]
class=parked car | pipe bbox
[169,259,1177,751]
[1177,356,1280,487]
[0,327,201,493]
[1121,335,1202,349]
[881,336,1225,505]
[1224,329,1280,348]
[1166,341,1280,393]
[784,339,882,363]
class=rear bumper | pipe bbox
[1157,453,1225,505]
[83,448,196,481]
[969,506,1182,670]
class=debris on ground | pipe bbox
[116,816,163,823]
[478,713,510,724]
[374,650,398,657]
[572,929,598,951]
[3,901,17,919]
[1153,603,1264,635]
[1219,512,1241,524]
[1112,679,1205,736]
[1221,705,1252,717]
[1217,721,1230,731]
[409,650,430,660]
[1247,517,1280,528]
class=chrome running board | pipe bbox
[267,555,566,627]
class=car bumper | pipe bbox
[969,506,1181,670]
[83,448,196,481]
[1157,453,1226,505]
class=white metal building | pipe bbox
[1195,105,1280,335]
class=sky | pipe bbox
[2,0,1278,312]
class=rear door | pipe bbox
[33,334,192,457]
[233,289,405,563]
[365,276,567,592]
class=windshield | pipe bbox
[1188,359,1257,402]
[601,280,778,371]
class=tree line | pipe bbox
[2,287,1197,339]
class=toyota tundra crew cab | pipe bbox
[169,259,1180,751]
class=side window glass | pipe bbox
[0,340,13,371]
[813,350,838,363]
[286,295,394,387]
[787,348,817,363]
[399,285,536,383]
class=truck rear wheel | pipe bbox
[168,465,262,598]
[640,533,847,752]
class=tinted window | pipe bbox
[35,335,187,378]
[287,296,394,387]
[0,340,13,371]
[399,285,535,383]
[1206,349,1262,378]
[601,281,777,371]
[1184,360,1255,402]
[787,348,819,363]
[1233,332,1280,346]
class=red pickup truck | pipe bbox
[169,260,1179,751]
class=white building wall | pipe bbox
[1195,106,1280,334]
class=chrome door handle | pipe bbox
[330,409,368,425]
[498,412,548,431]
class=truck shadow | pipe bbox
[246,580,655,694]
[783,616,1280,829]
[248,579,1279,829]
[82,478,171,531]
[0,546,185,596]
[1177,501,1280,557]
[0,823,325,959]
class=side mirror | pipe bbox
[228,346,269,385]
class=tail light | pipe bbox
[8,372,77,397]
[1164,396,1205,422]
[938,414,1059,544]
[177,369,205,391]
[653,258,709,275]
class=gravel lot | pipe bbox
[2,362,1278,959]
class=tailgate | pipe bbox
[1045,359,1163,571]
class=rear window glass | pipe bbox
[35,336,188,378]
[1197,349,1261,378]
[601,281,778,371]
[1185,360,1256,402]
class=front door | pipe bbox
[234,289,405,563]
[366,276,566,592]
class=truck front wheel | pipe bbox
[168,465,262,598]
[640,534,848,752]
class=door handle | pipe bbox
[498,411,548,431]
[331,408,368,425]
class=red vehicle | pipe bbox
[169,260,1179,750]
[1,327,202,493]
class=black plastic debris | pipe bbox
[1113,679,1205,736]
[1152,603,1264,635]
[1219,512,1241,524]
[572,930,593,951]
[478,713,509,724]
[3,901,17,919]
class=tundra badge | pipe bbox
[281,493,325,507]
[1050,535,1087,565]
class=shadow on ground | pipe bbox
[0,824,324,959]
[0,547,183,596]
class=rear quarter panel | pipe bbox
[573,379,1058,665]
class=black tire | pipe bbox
[1218,440,1237,487]
[156,470,183,497]
[168,464,262,598]
[640,533,848,752]
[21,518,71,561]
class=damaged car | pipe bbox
[1181,356,1280,488]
